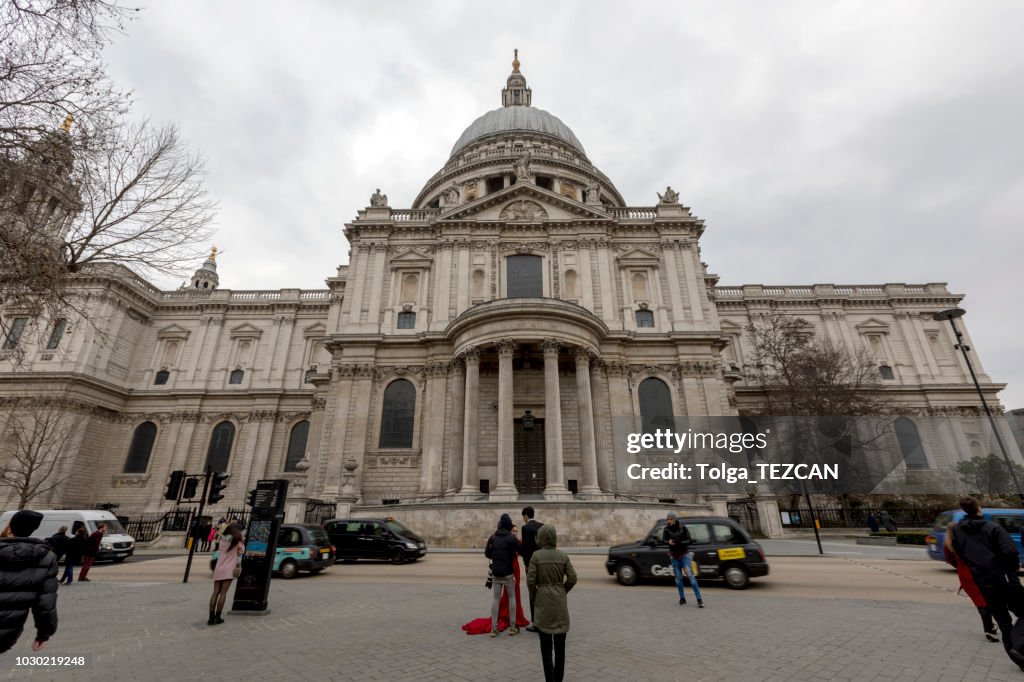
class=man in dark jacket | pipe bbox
[950,497,1024,666]
[663,511,703,607]
[77,523,105,582]
[46,527,69,564]
[485,513,522,636]
[0,510,59,654]
[521,506,544,631]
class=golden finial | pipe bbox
[512,48,520,72]
[59,115,74,133]
[209,245,218,260]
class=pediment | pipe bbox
[302,322,327,338]
[388,248,434,269]
[156,323,190,339]
[718,319,744,331]
[437,183,612,223]
[616,247,660,261]
[229,322,264,338]
[855,317,891,334]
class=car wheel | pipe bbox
[723,564,750,590]
[112,557,127,564]
[280,560,298,579]
[616,562,639,586]
[389,548,407,565]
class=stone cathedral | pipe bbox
[1,55,1018,543]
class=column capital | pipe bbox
[541,338,561,357]
[573,346,595,365]
[496,338,516,357]
[459,346,480,364]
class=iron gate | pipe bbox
[304,500,336,526]
[727,499,762,536]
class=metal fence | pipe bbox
[224,507,252,530]
[304,501,335,526]
[121,508,195,543]
[779,506,944,529]
[727,499,763,536]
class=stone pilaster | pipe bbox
[491,339,519,500]
[542,339,571,500]
[458,348,481,497]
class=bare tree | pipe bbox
[1,0,134,155]
[741,311,895,520]
[0,403,85,509]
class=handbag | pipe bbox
[233,562,242,579]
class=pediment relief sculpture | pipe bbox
[499,199,547,221]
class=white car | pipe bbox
[0,509,135,562]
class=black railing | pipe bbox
[304,501,335,526]
[224,507,252,530]
[779,506,944,529]
[121,508,195,543]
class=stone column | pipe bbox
[446,358,466,495]
[419,362,448,494]
[458,348,481,497]
[542,339,571,500]
[590,361,613,491]
[574,347,603,498]
[491,339,518,500]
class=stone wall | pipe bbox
[348,500,712,548]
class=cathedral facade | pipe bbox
[1,57,1018,539]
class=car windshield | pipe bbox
[933,512,955,532]
[308,527,329,542]
[92,519,125,534]
[386,520,411,536]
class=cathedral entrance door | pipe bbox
[514,417,546,495]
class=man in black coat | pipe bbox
[46,527,69,564]
[521,506,544,631]
[950,497,1024,667]
[0,510,59,654]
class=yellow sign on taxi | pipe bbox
[718,547,746,561]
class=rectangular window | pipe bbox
[397,311,416,329]
[506,255,543,298]
[3,317,28,350]
[45,319,67,350]
[485,176,504,194]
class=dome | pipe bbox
[449,106,587,159]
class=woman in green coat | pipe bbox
[526,525,577,682]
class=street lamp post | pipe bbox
[932,308,1024,505]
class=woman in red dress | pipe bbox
[462,525,531,635]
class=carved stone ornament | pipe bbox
[541,338,561,356]
[657,186,679,204]
[499,200,547,221]
[496,338,516,356]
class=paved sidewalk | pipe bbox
[1,577,1018,681]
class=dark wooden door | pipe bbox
[514,418,546,495]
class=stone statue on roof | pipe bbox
[657,186,679,204]
[514,151,532,182]
[370,188,388,207]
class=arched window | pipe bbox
[229,369,244,384]
[638,377,673,435]
[379,379,416,448]
[635,310,655,328]
[154,369,170,385]
[205,421,236,473]
[506,255,543,298]
[123,422,158,473]
[895,417,926,470]
[397,311,416,329]
[284,420,310,472]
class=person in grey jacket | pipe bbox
[0,510,58,654]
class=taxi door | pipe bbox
[684,523,714,578]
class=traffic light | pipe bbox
[165,470,185,501]
[208,472,230,504]
[246,489,258,507]
[181,476,199,500]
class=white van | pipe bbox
[0,509,135,562]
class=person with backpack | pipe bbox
[484,513,522,637]
[943,520,999,642]
[663,511,703,607]
[949,497,1024,668]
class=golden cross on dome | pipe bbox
[59,115,74,132]
[210,245,218,260]
[512,49,520,72]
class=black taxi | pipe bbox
[606,516,769,589]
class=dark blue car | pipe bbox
[927,509,1024,563]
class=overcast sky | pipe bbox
[104,0,1024,409]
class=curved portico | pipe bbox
[447,298,609,501]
